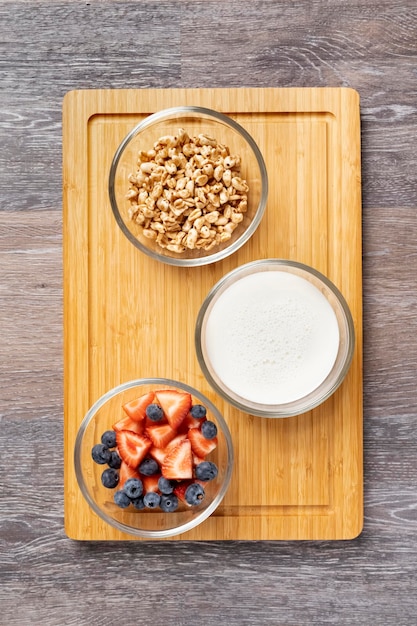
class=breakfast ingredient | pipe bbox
[195,461,218,481]
[101,430,117,448]
[160,494,179,513]
[184,483,205,506]
[161,439,193,480]
[188,427,218,458]
[145,403,164,422]
[138,458,159,476]
[115,430,152,469]
[112,414,144,435]
[91,388,219,512]
[114,490,131,508]
[155,389,192,430]
[144,491,161,509]
[122,392,156,421]
[123,477,144,499]
[146,422,176,448]
[201,420,218,440]
[204,270,340,404]
[127,128,249,254]
[132,496,145,510]
[158,476,175,494]
[91,443,111,465]
[101,468,120,488]
[190,404,207,419]
[108,450,122,469]
[119,461,140,488]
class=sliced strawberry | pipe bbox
[149,445,168,466]
[155,389,192,430]
[188,428,218,458]
[122,391,155,422]
[162,439,193,480]
[179,411,207,432]
[145,423,176,449]
[193,453,206,466]
[164,433,187,451]
[142,473,161,494]
[113,414,145,435]
[119,461,140,488]
[173,479,193,503]
[116,430,152,469]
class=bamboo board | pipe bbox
[63,88,363,540]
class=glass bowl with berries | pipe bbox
[74,378,234,538]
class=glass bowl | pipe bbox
[195,259,355,418]
[109,106,268,266]
[74,378,234,538]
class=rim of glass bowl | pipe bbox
[195,259,356,418]
[108,106,269,267]
[74,377,234,538]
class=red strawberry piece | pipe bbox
[164,433,187,451]
[179,412,207,432]
[112,415,145,435]
[193,453,206,466]
[142,473,161,494]
[188,428,218,458]
[145,423,176,449]
[116,430,152,469]
[149,445,168,466]
[173,479,193,503]
[161,439,193,480]
[155,389,192,430]
[122,391,155,422]
[119,461,140,488]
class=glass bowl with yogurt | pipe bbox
[195,259,355,418]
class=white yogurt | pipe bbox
[204,270,340,405]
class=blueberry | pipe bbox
[190,404,207,419]
[201,420,217,440]
[101,468,119,489]
[123,477,143,499]
[160,494,179,513]
[114,490,131,508]
[108,450,122,469]
[101,430,116,448]
[91,443,111,465]
[131,496,145,510]
[185,482,205,506]
[145,403,164,422]
[143,492,161,509]
[158,476,175,495]
[195,461,218,481]
[139,458,159,476]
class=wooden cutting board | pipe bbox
[63,87,363,540]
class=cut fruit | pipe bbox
[142,473,161,494]
[122,392,156,422]
[162,439,193,480]
[145,423,177,449]
[112,415,145,435]
[155,389,192,430]
[116,430,152,469]
[188,428,218,458]
[119,461,140,488]
[180,412,207,432]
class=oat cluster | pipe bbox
[126,128,249,253]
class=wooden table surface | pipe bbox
[1,1,416,624]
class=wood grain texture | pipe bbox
[1,0,417,623]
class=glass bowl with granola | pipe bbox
[109,106,268,266]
